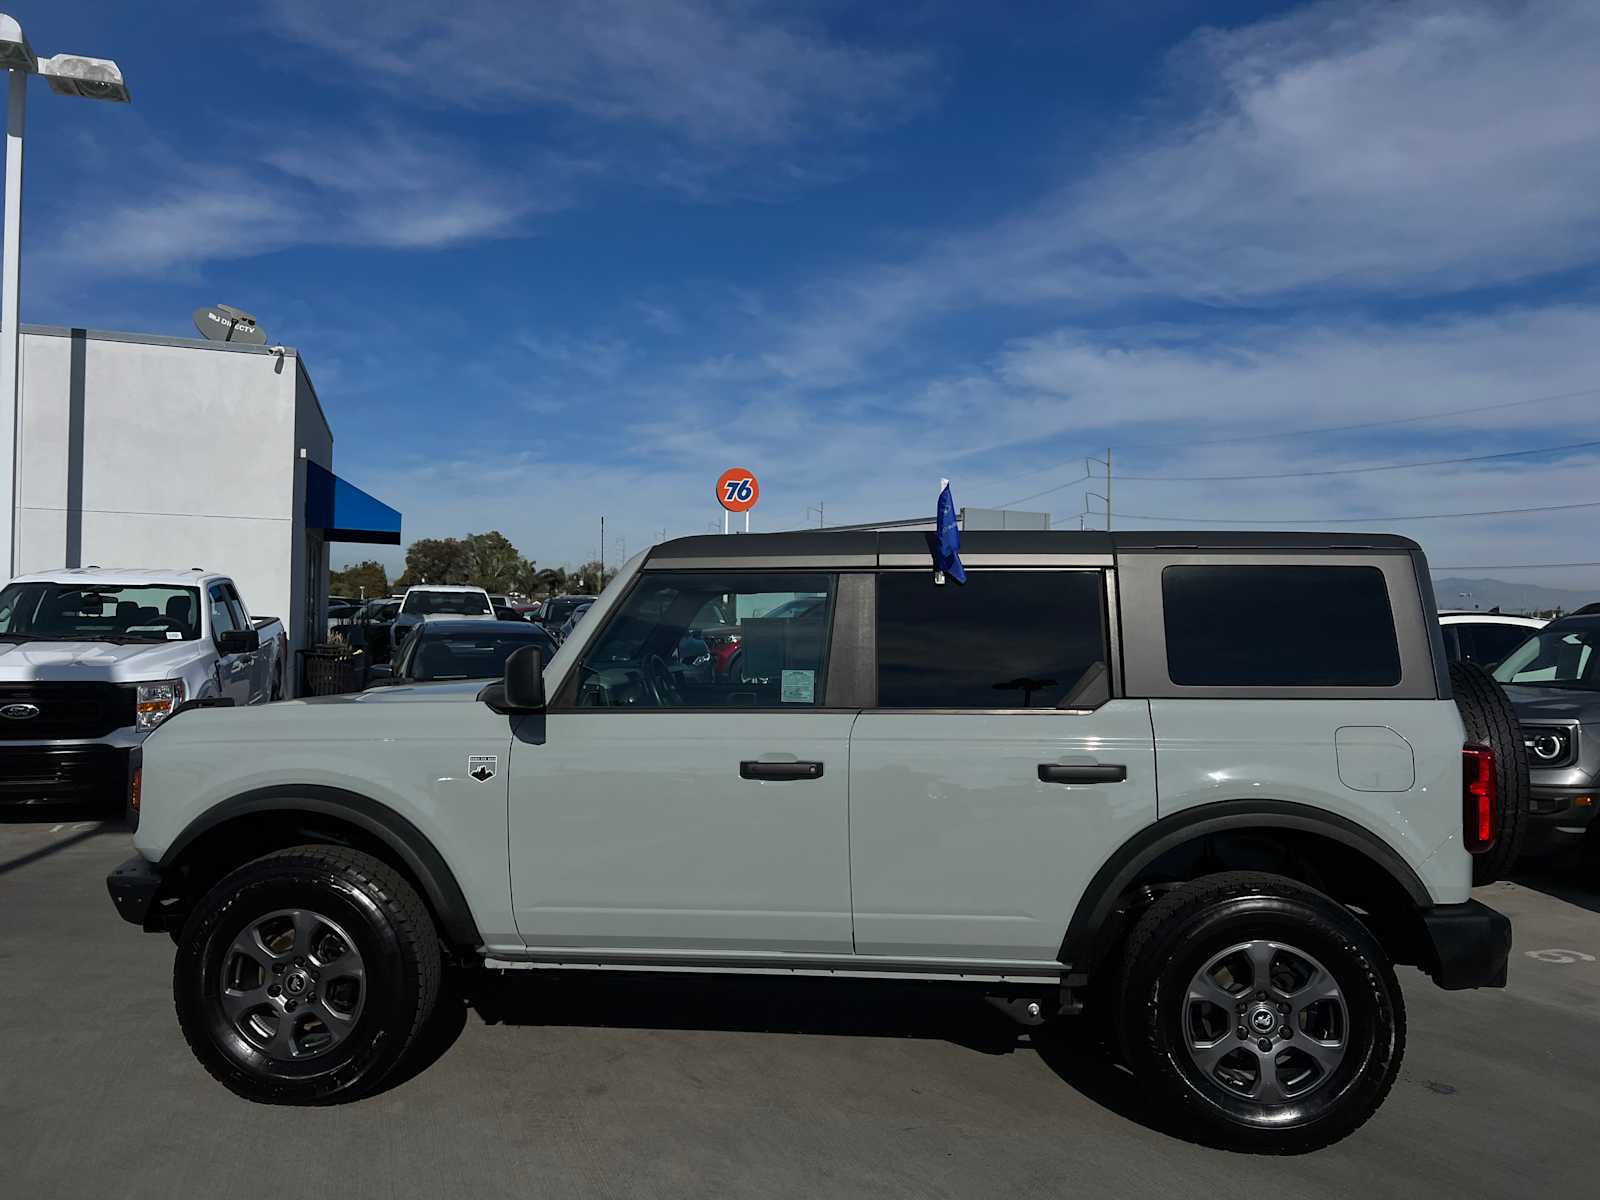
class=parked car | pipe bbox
[538,594,596,632]
[1438,609,1547,670]
[390,585,496,661]
[557,599,595,642]
[109,530,1515,1151]
[695,592,828,681]
[1492,613,1600,859]
[0,568,286,808]
[367,619,558,687]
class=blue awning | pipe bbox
[305,461,402,545]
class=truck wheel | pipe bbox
[1115,871,1404,1153]
[174,845,441,1104]
[1450,660,1529,884]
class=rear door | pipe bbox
[848,565,1157,962]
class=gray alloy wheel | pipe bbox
[219,908,367,1062]
[1182,939,1348,1104]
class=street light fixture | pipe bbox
[0,13,129,578]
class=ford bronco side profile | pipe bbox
[107,531,1515,1151]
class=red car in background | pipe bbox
[696,594,826,680]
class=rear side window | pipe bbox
[1162,565,1400,687]
[876,570,1106,708]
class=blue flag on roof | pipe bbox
[934,478,966,584]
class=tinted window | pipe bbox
[876,570,1106,708]
[1494,617,1600,688]
[1162,565,1400,687]
[403,590,491,616]
[409,629,556,681]
[574,573,832,708]
[209,584,240,636]
[1462,622,1535,668]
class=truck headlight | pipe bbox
[1523,725,1575,767]
[136,679,186,730]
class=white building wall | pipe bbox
[13,327,332,685]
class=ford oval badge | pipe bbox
[0,702,40,720]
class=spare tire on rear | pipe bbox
[1450,659,1529,885]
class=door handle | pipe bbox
[1038,763,1127,785]
[740,760,824,781]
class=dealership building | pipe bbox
[11,323,401,689]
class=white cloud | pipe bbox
[268,0,934,146]
[757,0,1600,381]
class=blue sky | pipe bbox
[9,0,1600,583]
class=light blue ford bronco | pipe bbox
[108,530,1515,1151]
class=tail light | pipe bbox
[1462,744,1497,853]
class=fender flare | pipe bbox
[161,784,481,949]
[1058,799,1433,968]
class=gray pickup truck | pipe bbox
[107,531,1515,1152]
[1492,612,1600,857]
[0,568,286,809]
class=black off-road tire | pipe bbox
[1450,659,1529,884]
[174,845,442,1104]
[1115,871,1405,1154]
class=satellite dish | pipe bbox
[193,304,267,345]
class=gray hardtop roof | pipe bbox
[644,529,1422,569]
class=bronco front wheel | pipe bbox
[174,845,441,1104]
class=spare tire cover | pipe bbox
[1450,659,1530,884]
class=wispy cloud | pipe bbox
[268,0,936,146]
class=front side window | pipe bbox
[1493,619,1600,688]
[876,570,1107,708]
[403,590,492,616]
[1462,623,1536,670]
[0,582,202,642]
[209,584,239,636]
[573,573,833,708]
[1162,564,1401,687]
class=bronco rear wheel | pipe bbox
[174,845,441,1104]
[1116,871,1404,1153]
[1450,659,1529,884]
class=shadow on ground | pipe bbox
[1511,851,1600,914]
[0,818,124,877]
[389,968,1164,1137]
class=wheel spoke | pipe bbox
[219,983,272,1024]
[1253,1050,1289,1103]
[1188,1036,1237,1075]
[292,909,320,955]
[1291,967,1342,1007]
[1187,974,1239,1012]
[229,925,273,970]
[269,1014,299,1059]
[1246,941,1278,995]
[1298,1035,1345,1070]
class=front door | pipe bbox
[507,571,855,954]
[848,568,1157,961]
[207,583,255,705]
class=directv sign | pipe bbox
[192,304,267,345]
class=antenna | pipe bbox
[192,303,267,345]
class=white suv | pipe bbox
[107,531,1514,1151]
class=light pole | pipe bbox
[0,15,130,578]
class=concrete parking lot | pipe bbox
[3,813,1597,1200]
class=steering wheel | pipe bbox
[643,654,682,707]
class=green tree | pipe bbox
[330,560,388,599]
[461,530,530,595]
[395,537,468,588]
[570,560,617,594]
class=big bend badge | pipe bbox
[467,754,497,783]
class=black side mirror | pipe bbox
[217,629,260,654]
[367,663,393,681]
[500,645,545,712]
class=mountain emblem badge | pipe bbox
[467,755,497,783]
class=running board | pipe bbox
[481,949,1067,985]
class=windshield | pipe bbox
[1492,620,1600,688]
[402,590,491,617]
[409,630,554,681]
[0,582,202,643]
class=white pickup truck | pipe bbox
[0,567,286,809]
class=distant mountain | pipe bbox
[1433,577,1597,616]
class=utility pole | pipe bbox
[599,515,605,585]
[1085,449,1113,530]
[1106,446,1112,530]
[805,502,824,528]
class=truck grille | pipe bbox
[0,745,129,805]
[0,682,136,740]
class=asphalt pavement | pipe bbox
[2,812,1597,1199]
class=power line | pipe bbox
[1113,438,1600,483]
[1102,499,1600,525]
[996,472,1089,509]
